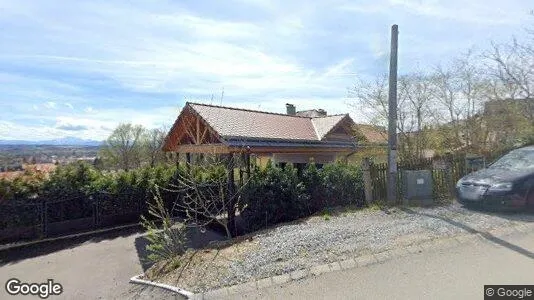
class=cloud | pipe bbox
[56,124,88,131]
[0,0,532,141]
[44,101,57,109]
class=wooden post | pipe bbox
[246,153,251,178]
[445,153,455,197]
[227,153,236,236]
[186,152,191,173]
[362,158,374,204]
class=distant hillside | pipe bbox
[0,137,103,146]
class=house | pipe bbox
[346,124,388,163]
[484,98,534,119]
[162,102,358,167]
[353,124,387,145]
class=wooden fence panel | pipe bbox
[368,155,477,202]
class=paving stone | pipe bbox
[271,274,291,285]
[227,281,257,295]
[339,258,357,270]
[514,224,530,232]
[310,264,331,276]
[374,250,393,262]
[328,261,342,271]
[290,269,308,281]
[354,254,378,267]
[490,226,516,237]
[455,234,480,244]
[374,248,409,262]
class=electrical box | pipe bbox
[402,170,433,206]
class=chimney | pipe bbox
[286,103,296,115]
[317,109,327,117]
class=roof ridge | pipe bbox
[187,101,312,118]
[311,113,347,118]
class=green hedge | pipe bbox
[1,160,365,234]
[240,161,365,232]
[0,162,180,230]
[240,162,310,231]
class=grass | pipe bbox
[320,208,332,220]
[168,258,182,271]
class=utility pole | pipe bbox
[387,24,399,204]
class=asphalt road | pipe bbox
[1,220,532,300]
[224,230,534,300]
[0,228,182,300]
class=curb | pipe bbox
[133,222,534,299]
[130,274,195,299]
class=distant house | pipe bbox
[162,102,358,166]
[484,98,534,119]
[346,124,388,163]
[353,124,387,145]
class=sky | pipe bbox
[0,0,532,141]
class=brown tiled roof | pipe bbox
[189,103,351,142]
[354,124,387,144]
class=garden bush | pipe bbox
[0,162,182,230]
[240,162,310,231]
[240,161,365,232]
[0,169,46,202]
[319,162,365,207]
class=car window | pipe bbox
[489,149,534,171]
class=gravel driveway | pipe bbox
[149,202,534,293]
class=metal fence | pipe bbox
[0,192,156,243]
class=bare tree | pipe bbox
[348,72,435,160]
[398,73,434,159]
[100,123,146,170]
[488,38,534,100]
[485,34,534,148]
[347,74,390,130]
[144,127,168,167]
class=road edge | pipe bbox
[132,221,534,299]
[130,274,196,299]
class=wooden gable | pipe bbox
[322,117,357,142]
[163,105,227,153]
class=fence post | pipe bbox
[91,195,97,228]
[361,158,373,204]
[445,153,455,197]
[96,194,101,227]
[42,200,48,237]
[227,153,237,236]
